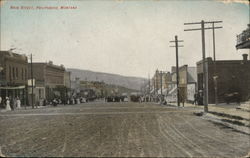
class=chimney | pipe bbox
[243,54,248,62]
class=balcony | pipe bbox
[236,24,250,49]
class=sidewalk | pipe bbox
[168,102,249,120]
[168,102,250,135]
[0,105,49,113]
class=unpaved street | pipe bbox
[0,102,249,157]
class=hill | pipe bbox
[67,68,147,91]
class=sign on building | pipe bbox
[187,83,196,102]
[28,79,36,87]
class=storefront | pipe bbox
[0,85,27,108]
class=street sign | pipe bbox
[28,79,35,86]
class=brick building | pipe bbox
[197,55,250,104]
[151,69,171,95]
[0,51,28,107]
[28,61,66,103]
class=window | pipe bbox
[22,68,24,80]
[16,67,18,79]
[13,67,15,79]
[9,66,12,81]
[25,69,27,80]
[39,89,41,98]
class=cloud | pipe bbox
[217,0,250,5]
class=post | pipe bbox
[201,21,208,112]
[175,36,180,107]
[31,54,34,109]
[212,23,216,61]
[160,71,163,104]
[212,22,218,105]
[148,74,151,101]
[148,74,150,95]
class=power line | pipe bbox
[184,20,222,112]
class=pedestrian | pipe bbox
[193,92,198,105]
[5,97,11,111]
[197,90,203,105]
[16,97,21,109]
[52,98,56,106]
[14,97,17,109]
[179,93,185,107]
[9,97,15,111]
[43,99,46,106]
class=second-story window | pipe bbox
[25,69,27,80]
[9,66,12,81]
[13,67,15,80]
[22,68,24,80]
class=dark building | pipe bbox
[0,51,28,107]
[197,55,250,104]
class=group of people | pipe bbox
[193,91,203,105]
[50,97,87,107]
[0,96,21,111]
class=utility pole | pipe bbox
[184,20,222,112]
[148,74,151,102]
[30,53,34,109]
[160,71,163,104]
[160,71,162,96]
[211,21,222,105]
[170,35,184,107]
[148,74,150,93]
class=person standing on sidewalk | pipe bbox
[16,97,21,109]
[9,97,15,111]
[5,97,11,111]
[180,92,185,107]
[193,92,198,105]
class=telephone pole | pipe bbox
[148,74,150,94]
[170,35,184,107]
[160,71,163,104]
[30,53,34,109]
[148,74,151,101]
[184,20,222,112]
[211,21,223,105]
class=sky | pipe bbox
[0,0,249,78]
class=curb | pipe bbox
[194,111,250,135]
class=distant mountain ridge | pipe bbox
[67,68,147,90]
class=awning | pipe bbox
[150,89,154,94]
[157,88,168,95]
[168,87,177,95]
[0,85,25,90]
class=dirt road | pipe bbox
[0,102,249,157]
